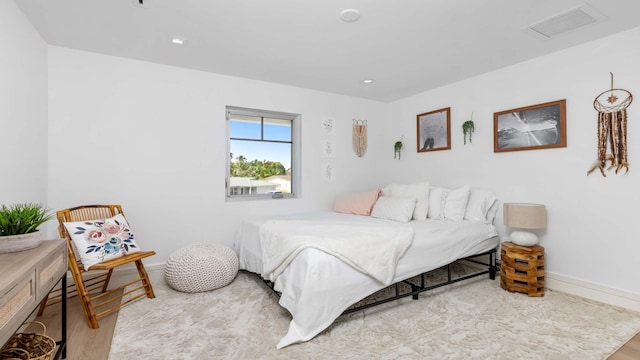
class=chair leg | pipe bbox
[102,269,114,293]
[135,260,155,298]
[70,264,100,329]
[36,293,50,316]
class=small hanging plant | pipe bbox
[462,112,475,145]
[394,136,404,159]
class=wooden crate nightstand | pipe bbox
[500,241,545,297]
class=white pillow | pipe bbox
[464,188,497,223]
[370,197,417,223]
[427,185,471,221]
[64,214,141,269]
[427,187,444,219]
[485,200,500,224]
[443,185,471,221]
[382,182,430,220]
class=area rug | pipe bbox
[109,265,640,359]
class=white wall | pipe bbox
[0,1,48,205]
[10,2,640,301]
[383,26,640,296]
[47,47,387,265]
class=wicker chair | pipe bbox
[38,205,155,329]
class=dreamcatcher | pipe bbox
[352,119,368,157]
[588,73,633,176]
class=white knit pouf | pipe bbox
[165,244,239,293]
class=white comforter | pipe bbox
[234,212,498,349]
[260,220,414,286]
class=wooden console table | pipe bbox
[0,239,67,359]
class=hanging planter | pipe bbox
[394,137,404,159]
[462,113,475,145]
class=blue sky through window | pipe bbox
[230,120,292,170]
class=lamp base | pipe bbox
[510,231,539,246]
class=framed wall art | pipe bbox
[494,99,566,153]
[416,107,451,152]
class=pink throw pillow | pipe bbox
[333,189,382,216]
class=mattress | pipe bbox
[233,211,498,348]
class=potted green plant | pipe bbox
[0,203,53,253]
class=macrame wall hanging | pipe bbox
[588,73,633,177]
[352,119,368,157]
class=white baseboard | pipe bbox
[546,272,640,313]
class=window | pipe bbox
[226,106,300,200]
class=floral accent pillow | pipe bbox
[64,214,141,269]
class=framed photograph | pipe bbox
[494,99,566,153]
[417,107,451,152]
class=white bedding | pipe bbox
[233,211,499,349]
[260,220,414,285]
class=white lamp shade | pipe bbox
[503,203,546,229]
[504,203,546,246]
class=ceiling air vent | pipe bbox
[525,4,604,39]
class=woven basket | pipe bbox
[0,321,56,360]
[0,348,30,360]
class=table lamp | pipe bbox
[503,203,546,246]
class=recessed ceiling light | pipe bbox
[340,9,361,23]
[131,0,149,8]
[170,37,186,46]
[363,79,375,84]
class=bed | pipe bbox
[234,208,499,349]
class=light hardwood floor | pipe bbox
[610,332,640,360]
[31,290,122,360]
[31,291,640,360]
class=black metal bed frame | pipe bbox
[255,247,497,316]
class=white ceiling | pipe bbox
[16,0,640,102]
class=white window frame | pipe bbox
[225,106,301,201]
